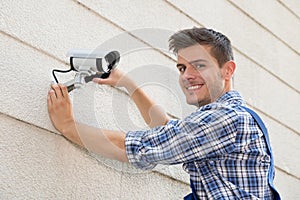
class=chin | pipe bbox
[186,98,210,107]
[186,98,200,107]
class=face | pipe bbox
[177,44,228,107]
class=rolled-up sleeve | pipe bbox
[125,119,180,170]
[125,106,238,170]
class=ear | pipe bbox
[222,61,236,81]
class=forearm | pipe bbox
[48,83,128,162]
[63,122,128,162]
[123,76,170,128]
[93,69,170,127]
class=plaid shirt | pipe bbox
[125,91,274,199]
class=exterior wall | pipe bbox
[1,0,299,199]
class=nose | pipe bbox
[183,65,199,80]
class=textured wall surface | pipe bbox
[1,0,300,199]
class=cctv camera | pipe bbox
[52,49,120,92]
[67,49,120,73]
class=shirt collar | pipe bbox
[215,90,245,106]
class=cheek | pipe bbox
[199,69,213,83]
[179,76,184,87]
[202,71,224,94]
[202,69,222,82]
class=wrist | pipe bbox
[61,120,75,134]
[61,121,83,146]
[122,78,138,96]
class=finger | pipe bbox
[92,78,107,84]
[49,89,56,102]
[59,84,69,99]
[47,93,53,113]
[92,78,100,83]
[47,92,52,105]
[47,93,52,108]
[51,84,63,99]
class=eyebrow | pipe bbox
[176,59,208,68]
[176,63,185,68]
[189,59,208,64]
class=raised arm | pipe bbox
[93,69,170,128]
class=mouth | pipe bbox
[185,84,204,91]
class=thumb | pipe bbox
[92,78,105,84]
[92,77,114,86]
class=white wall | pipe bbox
[1,0,299,199]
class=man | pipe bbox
[47,27,280,199]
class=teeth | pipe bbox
[187,85,202,90]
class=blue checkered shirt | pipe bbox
[125,91,274,199]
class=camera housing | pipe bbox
[52,49,120,92]
[67,49,120,73]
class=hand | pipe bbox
[47,84,75,135]
[47,84,127,159]
[92,69,130,88]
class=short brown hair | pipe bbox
[169,27,234,67]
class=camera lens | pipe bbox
[95,51,120,73]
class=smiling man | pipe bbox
[47,27,280,199]
[176,44,232,107]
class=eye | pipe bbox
[177,65,186,73]
[194,64,205,70]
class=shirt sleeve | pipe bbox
[125,105,238,170]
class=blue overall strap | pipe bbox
[241,106,281,200]
[184,179,198,200]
